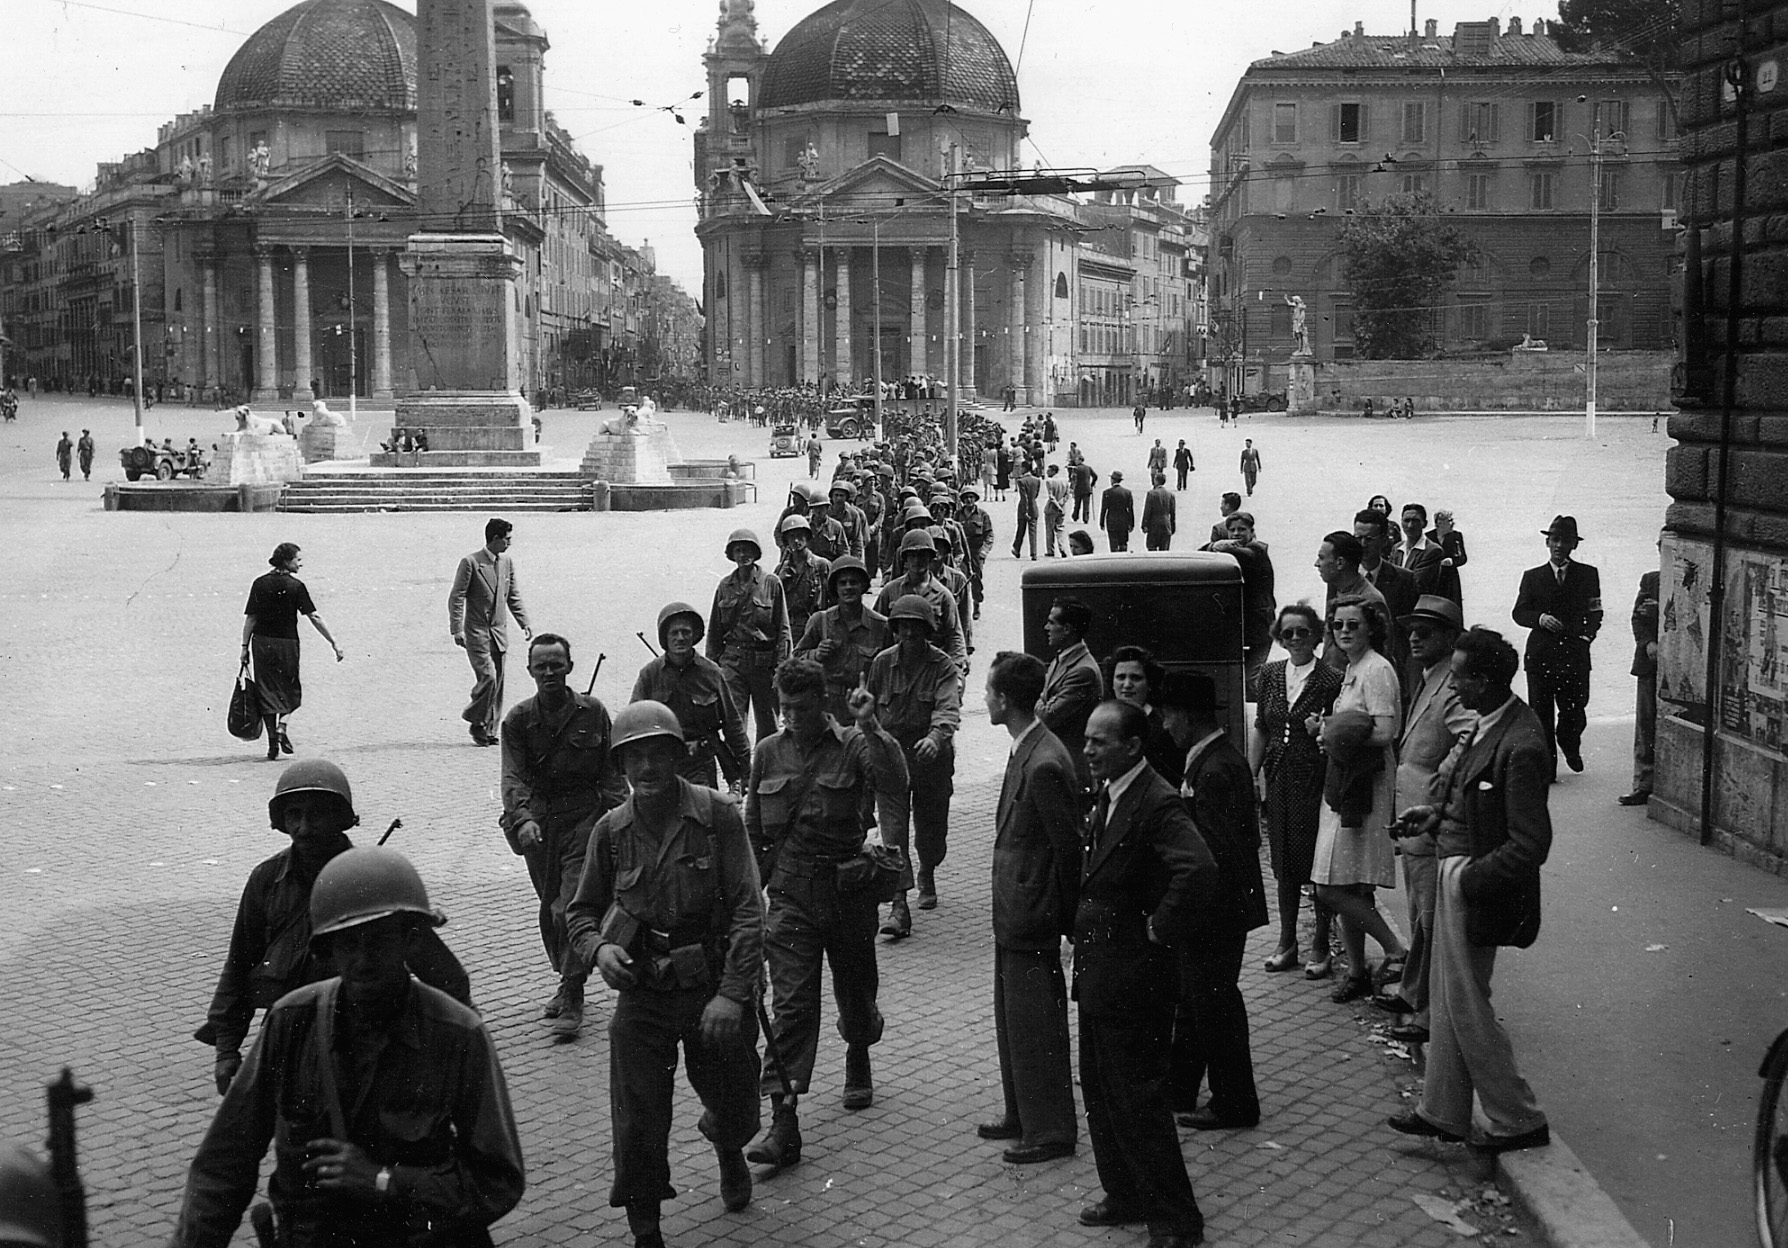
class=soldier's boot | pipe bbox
[842,1044,874,1110]
[540,984,567,1021]
[716,1143,752,1212]
[746,1097,802,1167]
[915,867,938,911]
[625,1200,665,1248]
[879,893,912,940]
[549,977,584,1039]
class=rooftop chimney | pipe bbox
[1425,18,1438,38]
[1489,16,1500,36]
[1508,15,1522,35]
[1354,20,1365,36]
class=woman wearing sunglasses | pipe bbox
[1248,604,1342,973]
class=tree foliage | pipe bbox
[1337,192,1479,360]
[1553,0,1681,123]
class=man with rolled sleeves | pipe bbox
[957,484,994,619]
[979,651,1083,1162]
[775,515,831,647]
[828,479,868,559]
[865,594,963,934]
[709,529,792,741]
[1038,596,1105,796]
[1074,700,1217,1248]
[501,634,628,1039]
[631,603,751,793]
[744,659,910,1169]
[1511,516,1603,777]
[566,702,766,1248]
[794,557,891,724]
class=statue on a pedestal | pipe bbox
[1285,293,1310,355]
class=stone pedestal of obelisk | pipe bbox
[383,0,539,468]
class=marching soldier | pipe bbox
[744,659,910,1168]
[805,490,852,563]
[873,530,968,674]
[828,478,868,559]
[775,515,832,646]
[631,602,752,792]
[566,702,766,1248]
[708,528,792,740]
[793,556,891,723]
[957,484,994,620]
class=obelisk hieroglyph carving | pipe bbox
[388,0,540,466]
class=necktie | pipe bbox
[1555,564,1566,586]
[1091,789,1111,847]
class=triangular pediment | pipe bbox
[801,155,941,206]
[256,155,416,210]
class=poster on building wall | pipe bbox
[1662,533,1788,757]
[1658,532,1708,713]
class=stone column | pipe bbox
[199,250,220,395]
[371,249,394,399]
[909,247,928,379]
[290,247,315,401]
[834,247,853,388]
[252,244,279,401]
[960,248,977,401]
[744,250,767,387]
[800,248,820,383]
[1009,248,1032,404]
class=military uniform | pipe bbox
[957,500,994,616]
[794,603,892,724]
[872,573,968,672]
[777,552,832,649]
[708,567,792,740]
[566,781,766,1211]
[746,720,910,1097]
[806,513,852,563]
[630,655,752,789]
[501,693,627,1007]
[865,638,962,891]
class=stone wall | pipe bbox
[1309,350,1673,413]
[1653,0,1788,870]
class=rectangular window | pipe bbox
[1529,172,1554,210]
[1332,305,1355,358]
[1661,171,1680,211]
[1401,173,1427,195]
[1598,169,1621,210]
[325,130,365,157]
[1401,102,1426,145]
[1655,98,1675,140]
[1460,101,1500,144]
[1239,109,1250,150]
[1336,102,1364,144]
[867,131,901,161]
[1529,101,1557,142]
[1458,301,1489,340]
[1528,303,1551,338]
[1336,174,1362,210]
[1273,103,1297,144]
[1466,173,1492,210]
[1594,99,1630,137]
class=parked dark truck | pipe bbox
[1021,552,1248,746]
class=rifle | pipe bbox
[583,651,606,696]
[46,1068,92,1248]
[633,631,740,783]
[377,817,403,846]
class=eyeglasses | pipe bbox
[1279,627,1314,640]
[1331,620,1365,632]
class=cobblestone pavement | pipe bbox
[0,394,1670,1245]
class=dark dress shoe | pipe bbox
[1617,790,1652,806]
[1563,746,1584,772]
[1470,1123,1550,1154]
[1002,1140,1074,1164]
[1078,1198,1147,1227]
[976,1119,1021,1140]
[1387,1111,1462,1142]
[1331,975,1373,1004]
[1176,1107,1257,1130]
[1388,1023,1430,1043]
[1369,993,1414,1016]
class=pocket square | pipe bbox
[1478,780,1495,791]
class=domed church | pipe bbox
[694,0,1086,402]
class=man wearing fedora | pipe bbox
[1374,596,1475,1041]
[1512,516,1602,777]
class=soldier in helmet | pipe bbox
[631,603,751,793]
[794,557,890,724]
[863,594,961,935]
[0,1143,62,1248]
[744,659,909,1170]
[774,515,831,646]
[501,633,628,1040]
[804,491,852,563]
[957,484,994,620]
[170,848,526,1248]
[195,760,471,1096]
[827,478,867,560]
[873,529,968,675]
[708,529,791,741]
[565,702,766,1248]
[926,526,975,657]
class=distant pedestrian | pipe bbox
[1146,439,1167,478]
[1069,459,1098,524]
[1173,440,1193,490]
[1012,461,1041,560]
[1132,402,1146,434]
[448,518,532,748]
[1100,471,1135,553]
[55,431,73,480]
[1511,516,1602,778]
[243,542,345,760]
[77,430,96,480]
[806,435,824,478]
[1620,571,1660,807]
[1043,465,1069,557]
[1240,439,1262,496]
[1141,472,1176,551]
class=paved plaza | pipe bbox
[0,395,1680,1244]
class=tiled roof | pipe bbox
[760,0,1018,113]
[215,0,416,114]
[1253,28,1613,72]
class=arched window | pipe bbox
[496,67,515,122]
[1054,272,1068,299]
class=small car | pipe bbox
[769,423,801,458]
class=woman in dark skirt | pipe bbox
[1248,603,1342,973]
[242,542,343,759]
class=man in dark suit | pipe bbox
[1141,472,1177,550]
[978,652,1085,1163]
[1352,508,1418,676]
[1511,515,1603,776]
[1012,461,1042,560]
[449,517,532,747]
[1621,569,1660,806]
[1395,503,1456,602]
[1388,627,1551,1155]
[1158,673,1267,1131]
[1037,596,1104,794]
[1074,700,1216,1248]
[1069,459,1099,523]
[1100,470,1136,552]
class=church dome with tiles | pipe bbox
[758,0,1018,114]
[214,0,417,115]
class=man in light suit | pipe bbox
[1073,700,1216,1248]
[449,517,532,746]
[1511,515,1603,777]
[1141,472,1177,551]
[978,652,1084,1164]
[1373,596,1475,1043]
[1389,627,1551,1155]
[1100,471,1136,552]
[1037,596,1104,795]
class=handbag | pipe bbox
[227,659,264,740]
[836,843,905,903]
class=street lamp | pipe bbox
[78,217,148,445]
[1576,122,1625,439]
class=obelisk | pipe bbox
[387,0,539,466]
